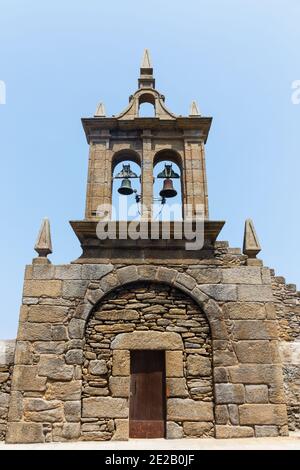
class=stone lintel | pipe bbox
[111,331,183,350]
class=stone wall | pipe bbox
[271,271,300,431]
[5,248,289,442]
[82,283,213,440]
[0,340,15,440]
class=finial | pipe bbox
[139,49,155,89]
[141,49,152,69]
[94,102,106,117]
[189,101,201,116]
[243,218,261,258]
[34,218,52,261]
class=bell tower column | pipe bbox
[201,141,209,218]
[85,130,112,220]
[141,130,153,220]
[184,135,209,219]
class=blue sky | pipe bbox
[0,0,299,338]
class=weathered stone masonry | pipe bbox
[83,283,213,440]
[4,254,289,442]
[0,341,15,440]
[2,51,299,443]
[272,272,300,431]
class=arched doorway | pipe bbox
[82,281,214,440]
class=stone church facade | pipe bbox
[0,51,299,443]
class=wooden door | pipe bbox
[129,350,166,438]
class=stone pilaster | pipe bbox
[141,130,153,219]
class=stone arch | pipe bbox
[153,149,185,218]
[72,265,232,437]
[111,150,142,218]
[73,266,229,344]
[81,279,215,439]
[153,148,183,170]
[111,149,141,173]
[116,88,177,120]
[138,92,156,106]
[138,93,156,117]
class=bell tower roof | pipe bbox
[82,49,212,138]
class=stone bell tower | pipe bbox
[71,49,223,259]
[4,50,295,444]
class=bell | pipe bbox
[159,178,177,198]
[118,178,134,196]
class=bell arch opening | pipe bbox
[138,102,155,117]
[137,93,156,117]
[153,149,183,169]
[111,150,141,220]
[82,281,214,440]
[138,92,156,106]
[153,156,183,221]
[112,149,141,172]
